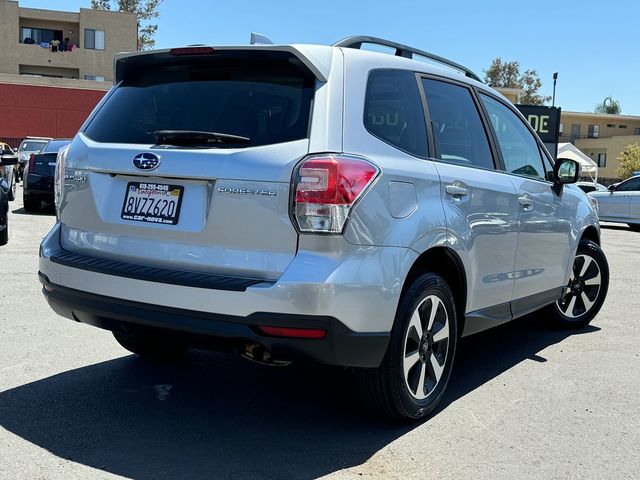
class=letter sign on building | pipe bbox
[516,105,561,158]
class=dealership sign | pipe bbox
[516,105,561,157]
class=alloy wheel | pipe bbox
[402,295,450,400]
[557,254,602,319]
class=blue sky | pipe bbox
[19,0,640,115]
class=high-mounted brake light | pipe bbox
[169,46,216,56]
[293,154,379,234]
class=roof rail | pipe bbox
[333,35,482,83]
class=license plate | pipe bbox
[121,182,184,225]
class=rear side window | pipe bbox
[84,51,315,147]
[364,70,428,157]
[422,79,495,170]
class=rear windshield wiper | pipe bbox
[153,130,251,147]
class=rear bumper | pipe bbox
[40,273,390,367]
[25,175,54,202]
[39,223,419,367]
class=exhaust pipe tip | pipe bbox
[241,342,291,367]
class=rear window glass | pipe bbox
[19,141,47,151]
[364,70,428,157]
[84,51,315,147]
[44,140,70,153]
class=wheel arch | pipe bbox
[580,225,600,246]
[401,246,467,334]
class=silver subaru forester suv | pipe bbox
[39,36,609,420]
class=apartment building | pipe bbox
[0,1,137,82]
[0,1,137,144]
[559,112,640,180]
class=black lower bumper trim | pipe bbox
[39,274,390,368]
[49,248,267,292]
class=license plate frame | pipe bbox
[120,181,184,225]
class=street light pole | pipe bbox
[552,72,558,106]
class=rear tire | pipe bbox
[113,331,188,361]
[628,224,640,232]
[7,177,15,201]
[355,272,457,420]
[546,240,609,328]
[0,224,7,246]
[23,196,39,212]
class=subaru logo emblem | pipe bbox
[132,152,160,171]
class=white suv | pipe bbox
[39,37,609,420]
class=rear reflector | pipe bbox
[258,326,327,339]
[170,46,216,56]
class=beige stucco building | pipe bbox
[0,0,137,82]
[560,112,640,180]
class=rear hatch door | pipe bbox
[59,48,327,281]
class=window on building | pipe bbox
[559,123,564,134]
[597,153,607,168]
[635,128,640,135]
[619,124,628,129]
[606,123,616,128]
[20,27,62,45]
[84,75,106,81]
[588,124,600,138]
[84,29,105,50]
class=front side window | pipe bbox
[422,78,494,170]
[617,177,640,192]
[84,29,105,50]
[480,94,547,180]
[364,70,428,157]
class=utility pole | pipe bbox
[552,72,558,106]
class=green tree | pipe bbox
[483,58,551,106]
[616,143,640,179]
[90,0,162,50]
[595,97,622,115]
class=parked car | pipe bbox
[589,175,640,231]
[17,137,51,182]
[39,37,609,420]
[0,142,17,201]
[1,152,19,245]
[23,139,72,212]
[576,181,607,194]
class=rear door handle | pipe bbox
[518,195,533,208]
[445,185,469,198]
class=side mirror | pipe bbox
[0,153,19,166]
[553,158,580,185]
[608,184,616,192]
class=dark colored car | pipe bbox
[1,152,19,245]
[23,139,71,212]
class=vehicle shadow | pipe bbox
[600,223,636,232]
[0,315,598,480]
[11,206,55,216]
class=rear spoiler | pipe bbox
[113,44,334,84]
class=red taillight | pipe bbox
[28,153,36,172]
[170,46,216,56]
[258,326,327,339]
[293,154,379,233]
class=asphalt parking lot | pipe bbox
[1,183,639,480]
